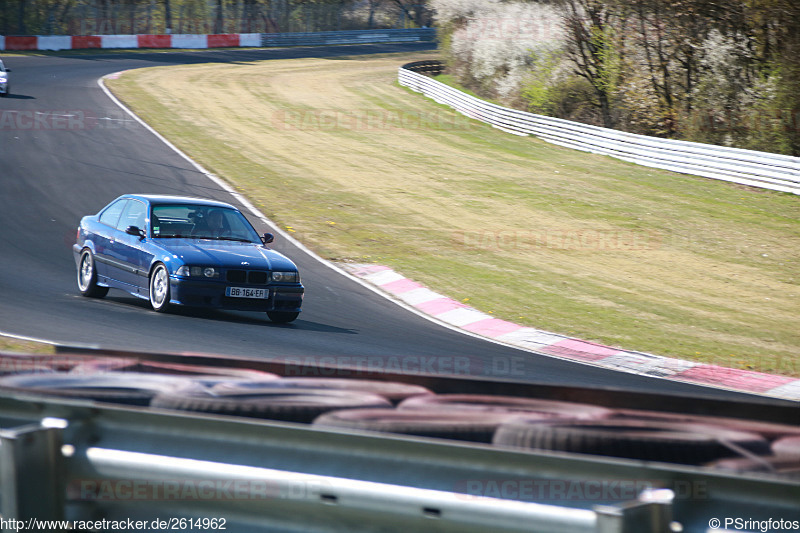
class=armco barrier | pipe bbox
[261,28,436,47]
[0,29,433,52]
[399,61,800,195]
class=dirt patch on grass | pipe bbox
[107,52,800,376]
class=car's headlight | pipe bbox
[176,266,219,278]
[271,271,299,283]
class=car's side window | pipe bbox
[98,199,128,228]
[116,199,147,232]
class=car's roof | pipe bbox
[122,194,236,209]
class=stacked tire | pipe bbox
[1,365,798,472]
[312,394,614,444]
[148,377,434,423]
[490,406,798,469]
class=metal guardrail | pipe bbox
[0,347,798,533]
[261,28,436,47]
[398,62,800,195]
[0,397,635,533]
[402,60,445,76]
[2,390,799,533]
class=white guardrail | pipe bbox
[398,63,800,195]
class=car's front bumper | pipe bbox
[169,277,304,313]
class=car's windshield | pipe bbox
[151,204,260,242]
[0,60,6,73]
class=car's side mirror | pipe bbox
[126,225,145,239]
[261,232,274,244]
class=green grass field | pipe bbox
[0,335,55,355]
[105,50,800,377]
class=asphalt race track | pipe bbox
[0,44,783,402]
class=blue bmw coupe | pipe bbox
[73,194,304,323]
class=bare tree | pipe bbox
[215,0,225,33]
[17,0,27,34]
[366,0,381,28]
[164,0,173,33]
[240,0,258,33]
[557,0,623,128]
[386,0,432,28]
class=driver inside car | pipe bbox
[193,209,229,238]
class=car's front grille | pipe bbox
[226,269,269,285]
[227,270,247,283]
[248,271,268,284]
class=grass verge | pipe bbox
[105,50,800,377]
[0,334,56,355]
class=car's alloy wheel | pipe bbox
[77,249,108,298]
[149,263,172,312]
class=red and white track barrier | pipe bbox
[0,33,261,51]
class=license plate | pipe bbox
[226,287,269,299]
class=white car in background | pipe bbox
[0,59,10,97]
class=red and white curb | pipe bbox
[342,263,800,401]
